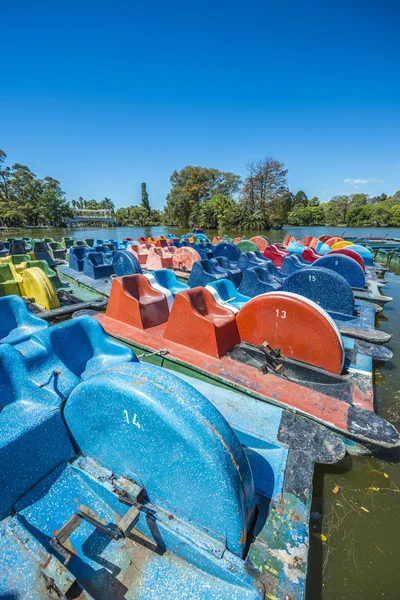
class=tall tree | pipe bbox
[240,157,289,228]
[165,166,241,227]
[141,183,150,213]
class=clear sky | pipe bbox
[1,0,399,209]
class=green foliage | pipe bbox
[288,205,325,226]
[115,205,162,226]
[71,197,115,212]
[0,150,73,227]
[164,165,241,227]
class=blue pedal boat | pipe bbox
[0,300,346,600]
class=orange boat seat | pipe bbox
[106,274,170,329]
[164,287,240,358]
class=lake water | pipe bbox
[2,225,400,599]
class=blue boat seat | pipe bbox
[239,266,283,297]
[33,241,55,266]
[206,279,250,312]
[112,250,143,277]
[14,316,136,400]
[188,259,231,288]
[237,251,269,273]
[0,295,48,345]
[0,344,75,520]
[193,243,213,259]
[313,254,366,289]
[212,256,243,286]
[280,254,305,276]
[283,266,355,316]
[68,246,88,271]
[83,251,114,279]
[213,241,241,262]
[93,244,112,253]
[152,269,190,297]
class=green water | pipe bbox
[2,225,400,599]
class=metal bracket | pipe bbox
[260,342,285,374]
[50,489,145,565]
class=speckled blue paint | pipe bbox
[0,295,48,344]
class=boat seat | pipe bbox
[172,246,201,271]
[0,295,48,345]
[250,236,270,252]
[151,269,190,297]
[63,237,75,248]
[33,241,55,266]
[83,251,114,279]
[212,241,241,262]
[107,274,170,329]
[302,247,320,263]
[343,244,374,266]
[280,254,305,275]
[0,344,75,520]
[283,266,355,316]
[75,239,87,246]
[93,244,112,253]
[0,242,9,257]
[286,240,305,254]
[103,243,117,252]
[0,264,21,297]
[192,243,212,260]
[262,245,288,267]
[9,242,27,255]
[14,315,136,400]
[237,251,269,273]
[47,242,67,261]
[206,279,250,312]
[127,243,149,265]
[112,250,143,277]
[238,266,282,297]
[212,256,243,286]
[68,246,88,271]
[26,260,63,289]
[235,240,259,253]
[188,259,227,287]
[146,247,174,270]
[328,248,366,271]
[236,291,345,374]
[314,254,366,288]
[164,287,240,357]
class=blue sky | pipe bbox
[1,0,399,210]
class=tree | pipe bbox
[100,197,115,212]
[164,166,241,227]
[240,157,289,228]
[288,205,325,226]
[293,190,308,207]
[141,183,150,213]
[39,177,72,226]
